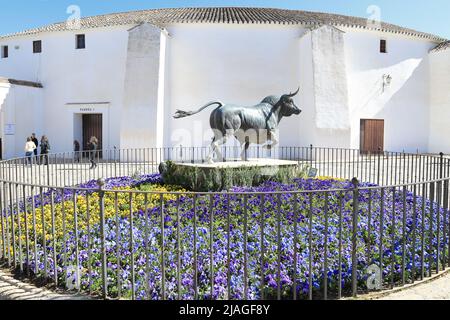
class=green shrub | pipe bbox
[159,161,310,191]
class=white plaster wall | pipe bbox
[298,32,316,148]
[429,49,450,154]
[0,26,132,155]
[120,23,165,151]
[164,23,306,150]
[311,26,350,130]
[164,23,435,153]
[309,26,351,148]
[344,29,436,153]
[0,22,444,158]
[73,113,83,146]
[0,84,43,159]
[0,83,10,159]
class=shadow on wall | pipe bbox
[346,33,435,72]
[373,58,429,153]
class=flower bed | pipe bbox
[1,175,448,300]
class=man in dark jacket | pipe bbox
[31,133,39,164]
[74,140,81,163]
[40,136,50,166]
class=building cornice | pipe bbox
[0,77,43,88]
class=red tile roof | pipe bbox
[0,7,446,42]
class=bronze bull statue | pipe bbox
[174,88,302,163]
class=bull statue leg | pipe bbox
[206,137,219,164]
[263,130,279,151]
[240,139,251,161]
[206,134,229,164]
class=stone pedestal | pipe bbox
[159,159,308,191]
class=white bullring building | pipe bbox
[0,7,449,159]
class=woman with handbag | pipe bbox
[24,137,36,165]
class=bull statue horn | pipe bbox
[288,87,300,97]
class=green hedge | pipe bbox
[159,161,310,191]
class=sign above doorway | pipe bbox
[66,102,110,114]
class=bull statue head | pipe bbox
[276,87,302,117]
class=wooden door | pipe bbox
[360,119,384,154]
[82,114,103,157]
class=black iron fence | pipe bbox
[1,146,447,188]
[0,146,449,300]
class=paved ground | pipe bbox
[0,155,438,199]
[0,269,90,300]
[1,265,450,300]
[377,272,450,300]
[350,269,450,300]
[0,161,159,188]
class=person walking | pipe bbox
[24,137,36,165]
[31,133,39,164]
[40,136,51,165]
[88,136,98,169]
[74,140,81,163]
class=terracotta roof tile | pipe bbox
[0,7,446,42]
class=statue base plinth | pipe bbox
[159,159,308,192]
[178,158,298,168]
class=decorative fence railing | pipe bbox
[0,146,449,300]
[1,146,447,188]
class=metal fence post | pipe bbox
[377,147,381,186]
[114,147,117,178]
[244,137,249,162]
[352,177,359,298]
[98,178,108,299]
[0,180,5,261]
[9,181,16,268]
[46,159,51,187]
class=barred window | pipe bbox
[76,34,86,49]
[33,40,42,53]
[380,39,387,53]
[1,45,8,58]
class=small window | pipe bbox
[76,34,85,49]
[1,46,8,58]
[380,39,387,53]
[33,40,42,53]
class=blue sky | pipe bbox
[0,0,449,39]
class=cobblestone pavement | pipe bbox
[0,269,90,300]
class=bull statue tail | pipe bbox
[173,102,223,119]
